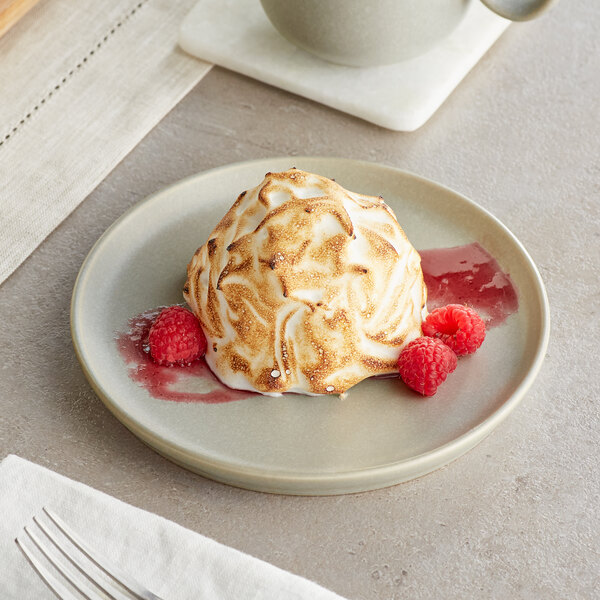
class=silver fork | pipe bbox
[15,507,165,600]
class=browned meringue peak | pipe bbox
[184,168,427,396]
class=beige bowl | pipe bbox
[260,0,558,66]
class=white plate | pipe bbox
[71,157,549,495]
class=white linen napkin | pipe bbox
[0,455,347,599]
[0,0,212,286]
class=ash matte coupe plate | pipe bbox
[71,157,549,495]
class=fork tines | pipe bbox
[16,507,163,600]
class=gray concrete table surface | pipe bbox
[1,0,599,598]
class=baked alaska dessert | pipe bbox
[184,168,427,396]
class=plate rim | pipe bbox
[71,156,550,494]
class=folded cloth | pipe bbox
[0,0,212,286]
[0,455,347,599]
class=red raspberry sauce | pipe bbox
[116,242,518,402]
[420,242,518,328]
[116,308,252,404]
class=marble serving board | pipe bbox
[179,0,510,132]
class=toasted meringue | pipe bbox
[184,168,427,396]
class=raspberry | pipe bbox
[398,337,457,396]
[422,304,486,356]
[148,306,206,366]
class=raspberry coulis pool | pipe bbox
[116,309,249,404]
[116,242,518,403]
[420,242,518,328]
